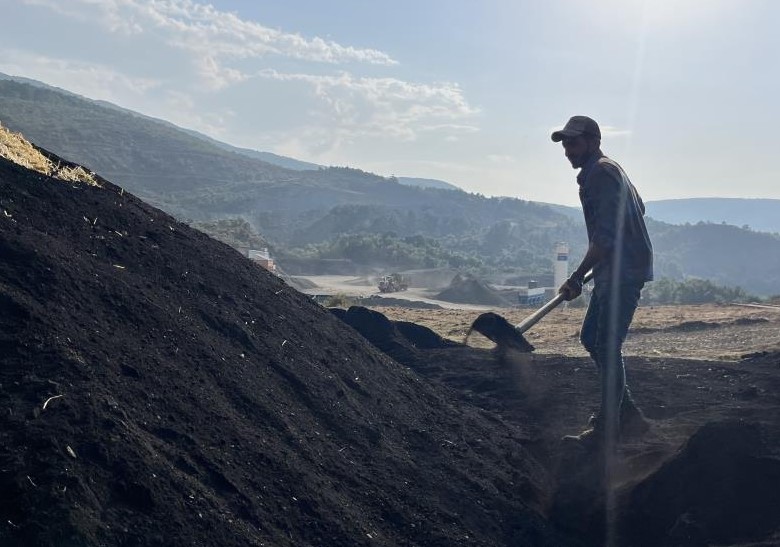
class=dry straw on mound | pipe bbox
[0,121,98,186]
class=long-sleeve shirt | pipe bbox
[577,152,654,284]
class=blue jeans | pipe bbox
[580,279,644,432]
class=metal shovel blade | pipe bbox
[467,271,594,353]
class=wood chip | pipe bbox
[42,394,64,410]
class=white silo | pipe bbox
[553,242,569,289]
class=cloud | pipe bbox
[487,154,516,163]
[0,49,160,101]
[194,54,248,91]
[24,0,397,71]
[10,0,479,165]
[0,48,237,137]
[20,0,398,92]
[600,125,632,137]
[257,69,479,144]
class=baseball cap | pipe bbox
[551,116,601,142]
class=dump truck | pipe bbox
[378,273,408,293]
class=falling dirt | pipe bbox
[2,146,780,546]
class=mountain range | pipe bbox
[1,73,780,294]
[646,198,780,234]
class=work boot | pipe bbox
[586,403,650,440]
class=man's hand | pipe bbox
[558,275,583,301]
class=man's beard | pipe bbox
[568,154,585,168]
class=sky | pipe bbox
[1,0,778,206]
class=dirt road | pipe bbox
[295,274,497,311]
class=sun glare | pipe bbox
[639,0,731,27]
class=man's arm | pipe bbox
[559,242,608,300]
[559,164,622,300]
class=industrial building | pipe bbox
[517,242,570,307]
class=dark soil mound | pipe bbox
[667,320,721,332]
[633,320,725,334]
[395,321,458,350]
[623,421,780,546]
[5,144,780,547]
[733,317,769,326]
[284,275,318,290]
[331,306,459,354]
[0,153,575,546]
[436,274,512,307]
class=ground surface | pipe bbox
[378,302,780,360]
[297,275,495,311]
[2,150,780,547]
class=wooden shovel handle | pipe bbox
[515,271,594,334]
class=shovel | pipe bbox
[466,271,594,353]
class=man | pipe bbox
[553,115,653,448]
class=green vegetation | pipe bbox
[641,277,754,305]
[647,219,780,296]
[282,233,483,271]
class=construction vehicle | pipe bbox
[378,273,408,293]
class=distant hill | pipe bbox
[3,74,780,294]
[647,198,780,234]
[535,202,582,220]
[646,218,780,296]
[182,133,460,190]
[178,128,324,171]
[0,77,575,257]
[396,177,459,191]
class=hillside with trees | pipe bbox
[2,75,780,294]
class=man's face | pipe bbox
[561,135,591,169]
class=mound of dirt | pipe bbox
[667,320,721,332]
[5,140,780,547]
[633,320,726,334]
[0,151,575,546]
[330,306,460,358]
[623,420,780,546]
[435,273,513,307]
[733,317,770,326]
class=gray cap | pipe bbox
[551,116,601,142]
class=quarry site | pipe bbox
[2,142,780,547]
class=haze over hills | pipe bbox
[2,73,780,294]
[181,127,460,190]
[646,198,780,234]
[0,77,580,264]
[394,177,459,191]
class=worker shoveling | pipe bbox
[466,271,594,355]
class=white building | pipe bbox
[553,242,569,289]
